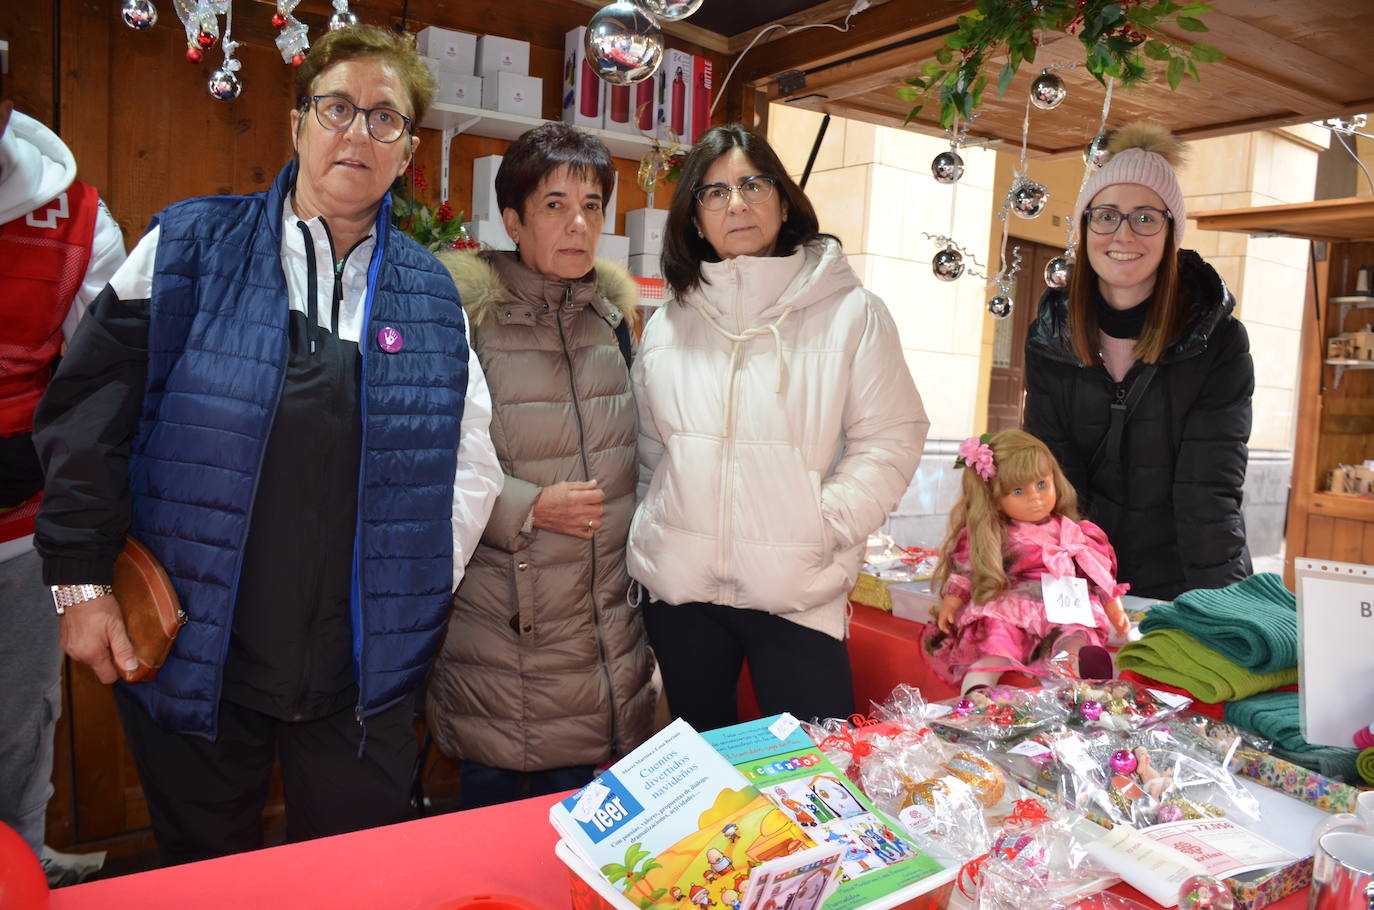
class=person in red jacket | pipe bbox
[0,81,126,881]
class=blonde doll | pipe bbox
[921,429,1130,694]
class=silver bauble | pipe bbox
[1044,255,1072,289]
[208,68,242,101]
[121,0,157,29]
[932,248,965,282]
[988,296,1013,319]
[328,10,359,30]
[586,0,664,85]
[1084,134,1110,168]
[635,0,704,21]
[1011,180,1049,219]
[931,150,964,185]
[1030,71,1066,110]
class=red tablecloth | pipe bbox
[46,788,1310,910]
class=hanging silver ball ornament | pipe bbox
[1030,71,1067,110]
[328,10,358,30]
[208,68,242,101]
[931,150,965,185]
[635,0,704,21]
[1044,255,1073,289]
[585,0,664,85]
[988,296,1013,319]
[1084,134,1110,168]
[1011,181,1049,219]
[121,0,157,29]
[932,248,965,282]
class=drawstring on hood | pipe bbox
[691,300,794,436]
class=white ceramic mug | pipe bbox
[1357,790,1374,829]
[1311,831,1374,910]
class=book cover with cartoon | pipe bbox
[702,716,949,910]
[551,718,818,909]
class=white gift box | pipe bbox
[463,219,515,252]
[598,234,630,270]
[476,34,530,78]
[629,253,662,279]
[481,72,542,118]
[625,208,668,257]
[471,155,503,225]
[416,27,476,74]
[423,61,482,108]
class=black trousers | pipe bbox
[114,687,415,866]
[644,599,855,732]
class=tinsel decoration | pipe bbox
[273,0,309,65]
[171,0,228,60]
[207,0,241,100]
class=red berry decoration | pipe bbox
[1142,704,1158,716]
[271,11,287,27]
[196,30,215,49]
[186,46,204,63]
[292,53,306,66]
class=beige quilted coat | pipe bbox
[426,249,655,772]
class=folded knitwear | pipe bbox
[1225,690,1365,784]
[1119,671,1224,720]
[1357,747,1374,786]
[1139,573,1296,674]
[1117,629,1297,703]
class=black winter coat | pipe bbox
[1023,250,1254,600]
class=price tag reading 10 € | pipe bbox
[1042,574,1095,625]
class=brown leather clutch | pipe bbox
[111,537,187,684]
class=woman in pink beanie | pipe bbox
[1023,123,1253,600]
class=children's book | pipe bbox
[550,718,825,909]
[702,714,952,910]
[741,842,845,910]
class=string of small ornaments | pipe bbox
[927,58,1117,316]
[118,0,360,100]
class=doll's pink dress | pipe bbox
[920,514,1129,686]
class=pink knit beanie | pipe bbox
[1073,123,1187,248]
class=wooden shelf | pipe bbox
[419,101,656,202]
[1332,295,1374,330]
[1324,358,1374,389]
[1311,491,1374,520]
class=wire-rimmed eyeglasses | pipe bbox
[692,175,779,211]
[1086,205,1171,237]
[303,94,412,143]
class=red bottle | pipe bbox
[636,78,654,130]
[609,84,629,124]
[580,58,600,118]
[671,68,685,137]
[693,68,709,143]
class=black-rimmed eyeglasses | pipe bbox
[693,175,779,211]
[1086,205,1171,237]
[303,94,412,143]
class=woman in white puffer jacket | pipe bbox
[628,125,930,730]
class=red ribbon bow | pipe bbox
[1003,798,1051,829]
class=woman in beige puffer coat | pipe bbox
[426,124,654,808]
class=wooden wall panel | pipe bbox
[0,1,57,124]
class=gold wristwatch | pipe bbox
[50,584,114,615]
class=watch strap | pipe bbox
[51,584,115,615]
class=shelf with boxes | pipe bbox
[1323,295,1374,389]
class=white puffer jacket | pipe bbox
[627,238,929,639]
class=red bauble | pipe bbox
[196,30,215,49]
[186,46,204,63]
[291,53,306,66]
[0,821,49,909]
[271,11,287,27]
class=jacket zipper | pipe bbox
[554,284,619,754]
[716,261,742,605]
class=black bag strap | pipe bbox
[1090,363,1158,475]
[613,317,634,370]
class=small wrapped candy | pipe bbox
[943,751,1007,807]
[1109,749,1138,775]
[1080,700,1104,722]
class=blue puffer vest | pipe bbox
[122,161,468,739]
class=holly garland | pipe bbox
[900,0,1225,129]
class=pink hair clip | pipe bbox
[956,435,996,481]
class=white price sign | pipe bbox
[1295,558,1374,746]
[1042,574,1095,625]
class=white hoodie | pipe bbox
[628,238,930,639]
[0,111,126,560]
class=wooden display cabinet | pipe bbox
[1195,197,1374,587]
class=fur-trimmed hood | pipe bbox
[438,248,639,331]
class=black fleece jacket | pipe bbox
[1023,249,1254,600]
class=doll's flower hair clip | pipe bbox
[955,434,997,481]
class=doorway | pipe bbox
[985,239,1065,434]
